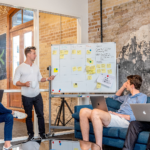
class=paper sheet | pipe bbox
[54,68,58,73]
[73,83,78,88]
[78,67,82,71]
[87,76,92,80]
[53,50,57,55]
[77,50,81,55]
[96,83,101,89]
[107,64,111,68]
[72,50,76,54]
[72,67,77,71]
[60,54,64,59]
[108,69,112,74]
[102,69,106,73]
[97,64,101,68]
[86,50,91,54]
[101,64,106,68]
[97,73,115,88]
[97,69,101,74]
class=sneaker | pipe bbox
[25,134,34,142]
[3,145,12,150]
[13,111,27,119]
[40,133,48,140]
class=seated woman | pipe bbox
[0,103,27,150]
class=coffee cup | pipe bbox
[30,81,37,88]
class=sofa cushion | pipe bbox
[72,112,79,120]
[75,122,119,138]
[119,128,150,144]
[147,97,150,103]
[106,98,121,111]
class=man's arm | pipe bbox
[40,76,55,82]
[109,111,130,120]
[116,82,127,96]
[16,81,30,87]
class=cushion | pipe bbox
[147,97,150,103]
[106,98,121,111]
[119,128,150,144]
[75,122,120,138]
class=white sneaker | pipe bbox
[13,111,27,119]
[3,145,12,150]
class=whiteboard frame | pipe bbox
[51,43,117,93]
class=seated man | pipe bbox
[0,103,27,150]
[80,75,147,148]
[123,121,150,150]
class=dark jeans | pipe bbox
[0,113,13,141]
[22,93,45,136]
[123,121,150,150]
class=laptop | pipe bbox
[130,104,150,122]
[0,90,4,103]
[90,96,108,112]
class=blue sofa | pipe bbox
[72,97,150,150]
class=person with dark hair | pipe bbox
[13,46,55,142]
[79,75,147,148]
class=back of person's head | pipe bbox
[127,75,142,90]
[24,46,36,57]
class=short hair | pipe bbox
[24,46,36,57]
[127,75,142,90]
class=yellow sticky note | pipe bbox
[60,50,64,54]
[77,50,81,55]
[60,54,64,59]
[107,64,111,68]
[87,76,92,80]
[101,64,106,68]
[97,64,101,68]
[86,66,90,71]
[87,58,91,63]
[86,50,91,54]
[64,50,68,55]
[108,69,112,74]
[102,69,106,73]
[78,67,82,71]
[91,60,94,64]
[73,83,78,88]
[96,83,101,89]
[53,50,57,55]
[54,68,58,73]
[72,50,76,54]
[72,67,77,71]
[74,148,78,150]
[97,69,101,74]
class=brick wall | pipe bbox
[0,6,11,107]
[39,13,77,124]
[88,0,150,94]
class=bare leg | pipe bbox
[79,108,92,141]
[80,140,91,150]
[91,109,111,148]
[4,141,11,148]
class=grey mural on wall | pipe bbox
[118,24,150,96]
[0,33,6,80]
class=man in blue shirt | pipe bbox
[79,75,147,148]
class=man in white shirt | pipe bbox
[13,46,55,141]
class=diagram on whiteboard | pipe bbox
[51,43,116,93]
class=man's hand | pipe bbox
[47,75,55,81]
[25,81,30,87]
[109,111,130,120]
[123,82,127,89]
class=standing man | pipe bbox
[13,46,55,141]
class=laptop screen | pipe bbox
[0,90,4,103]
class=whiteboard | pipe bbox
[51,43,116,93]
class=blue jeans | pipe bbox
[0,113,13,141]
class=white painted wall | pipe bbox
[0,0,88,43]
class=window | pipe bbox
[12,10,22,27]
[23,10,34,23]
[12,9,33,27]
